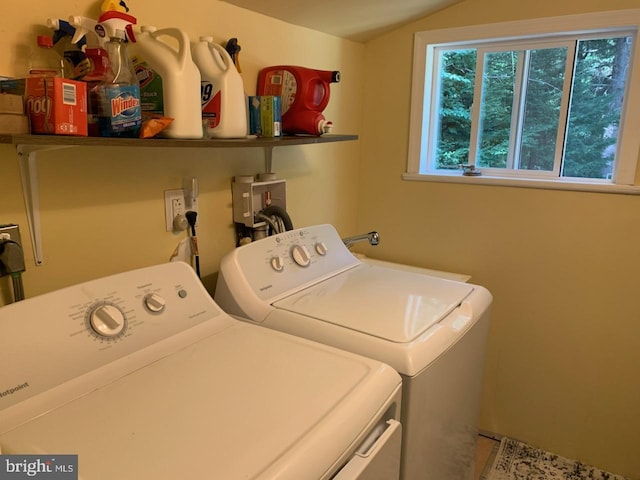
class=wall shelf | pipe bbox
[1,133,358,266]
[0,133,358,149]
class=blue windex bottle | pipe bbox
[94,22,141,137]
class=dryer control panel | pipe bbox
[220,224,360,303]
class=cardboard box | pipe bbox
[248,95,281,137]
[0,114,29,134]
[0,78,26,96]
[0,93,24,114]
[24,77,87,136]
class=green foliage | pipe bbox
[436,50,476,168]
[433,36,630,179]
[563,38,628,178]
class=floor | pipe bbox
[475,434,500,480]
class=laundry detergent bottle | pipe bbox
[192,37,247,139]
[257,66,340,136]
[130,26,202,139]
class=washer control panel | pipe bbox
[230,224,360,301]
[0,262,224,413]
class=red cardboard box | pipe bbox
[24,77,87,136]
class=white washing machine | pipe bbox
[0,262,403,480]
[215,224,493,480]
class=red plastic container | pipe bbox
[257,65,340,135]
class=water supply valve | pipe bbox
[232,175,287,229]
[342,231,380,248]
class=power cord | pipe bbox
[0,238,26,302]
[185,211,200,277]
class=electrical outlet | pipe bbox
[164,189,186,231]
[0,224,22,245]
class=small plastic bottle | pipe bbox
[28,35,67,77]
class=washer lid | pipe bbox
[273,264,474,343]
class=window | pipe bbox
[406,11,640,193]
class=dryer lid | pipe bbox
[273,264,474,343]
[0,323,400,480]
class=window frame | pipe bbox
[406,10,640,194]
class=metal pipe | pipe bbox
[255,213,281,234]
[342,231,380,248]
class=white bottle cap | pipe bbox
[319,120,333,134]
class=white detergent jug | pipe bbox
[192,37,247,138]
[131,26,203,139]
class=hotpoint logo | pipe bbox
[0,382,29,399]
[0,455,77,479]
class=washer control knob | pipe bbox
[291,245,311,267]
[315,242,328,256]
[270,256,285,272]
[144,293,166,313]
[89,304,126,338]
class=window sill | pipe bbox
[402,172,640,195]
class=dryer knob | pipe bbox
[315,242,328,256]
[270,255,285,271]
[291,245,311,267]
[144,293,166,313]
[89,304,126,338]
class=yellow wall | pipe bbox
[0,1,364,299]
[358,0,640,478]
[3,0,640,478]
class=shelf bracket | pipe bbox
[16,144,72,266]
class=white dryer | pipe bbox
[215,224,493,480]
[0,262,402,480]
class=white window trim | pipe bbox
[406,10,640,194]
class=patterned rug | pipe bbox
[486,437,628,480]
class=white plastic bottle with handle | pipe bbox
[131,26,203,139]
[192,37,247,139]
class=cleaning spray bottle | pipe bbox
[46,18,88,80]
[92,10,141,137]
[69,16,110,81]
[69,15,111,136]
